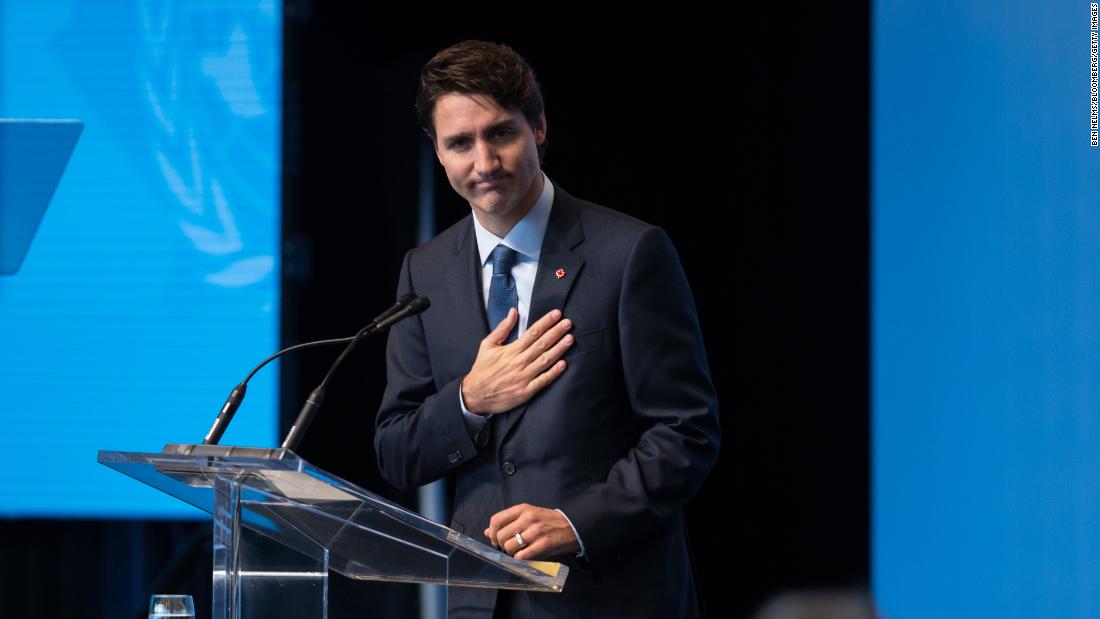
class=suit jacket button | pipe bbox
[502,461,516,475]
[448,451,463,463]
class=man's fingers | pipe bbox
[486,504,535,552]
[524,360,568,396]
[521,330,574,374]
[485,504,525,546]
[494,511,533,549]
[486,308,518,346]
[516,309,563,348]
[500,527,537,557]
[514,538,549,561]
[518,314,573,365]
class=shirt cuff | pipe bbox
[555,508,587,558]
[459,384,489,438]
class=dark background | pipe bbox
[0,6,869,618]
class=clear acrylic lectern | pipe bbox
[98,444,568,619]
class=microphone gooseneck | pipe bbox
[280,295,431,451]
[201,293,423,446]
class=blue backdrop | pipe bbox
[874,1,1100,616]
[0,0,280,517]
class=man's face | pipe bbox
[432,93,546,230]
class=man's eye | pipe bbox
[449,139,469,150]
[493,128,514,139]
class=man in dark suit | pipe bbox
[374,40,720,618]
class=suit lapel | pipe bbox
[443,216,490,379]
[494,184,586,444]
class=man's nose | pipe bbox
[474,141,500,178]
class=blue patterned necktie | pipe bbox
[487,244,520,343]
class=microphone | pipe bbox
[372,295,431,332]
[200,293,422,446]
[372,292,418,327]
[280,294,431,451]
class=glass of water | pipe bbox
[148,594,195,619]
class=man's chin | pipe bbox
[472,195,514,216]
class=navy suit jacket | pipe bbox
[374,182,721,618]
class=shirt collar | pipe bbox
[471,171,554,265]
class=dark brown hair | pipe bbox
[416,40,547,162]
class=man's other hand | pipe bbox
[484,503,580,561]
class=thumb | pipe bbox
[488,307,518,345]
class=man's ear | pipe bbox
[535,112,548,145]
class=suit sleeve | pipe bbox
[373,249,484,493]
[558,226,721,575]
